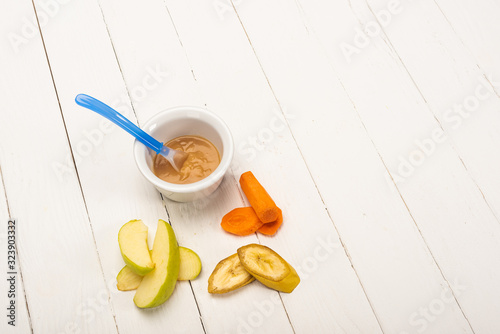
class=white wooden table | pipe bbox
[2,0,500,333]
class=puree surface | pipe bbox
[153,135,221,184]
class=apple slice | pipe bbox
[178,247,202,281]
[118,220,154,275]
[117,266,143,291]
[237,244,300,293]
[117,247,201,291]
[134,219,180,308]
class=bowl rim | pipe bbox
[133,105,234,194]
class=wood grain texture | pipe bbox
[29,0,206,332]
[0,0,118,332]
[2,0,500,332]
[360,1,500,332]
[434,0,500,76]
[97,0,383,332]
[431,0,500,219]
[95,1,295,332]
[290,0,500,332]
[226,0,479,333]
[154,0,383,332]
[0,173,31,333]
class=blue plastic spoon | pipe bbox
[75,94,188,172]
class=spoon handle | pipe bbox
[75,94,163,153]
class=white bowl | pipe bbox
[134,106,234,202]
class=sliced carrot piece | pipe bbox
[221,207,264,236]
[258,208,283,236]
[239,171,279,223]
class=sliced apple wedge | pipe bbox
[134,219,180,308]
[118,247,201,291]
[118,220,154,275]
[237,244,300,293]
[117,266,143,291]
[178,247,202,281]
[208,253,255,294]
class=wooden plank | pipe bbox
[0,1,118,333]
[433,0,500,75]
[289,0,500,332]
[0,173,31,333]
[157,0,382,327]
[28,0,206,332]
[430,0,500,219]
[224,0,478,333]
[95,1,295,333]
[359,0,500,332]
[363,0,500,219]
[4,0,498,333]
[98,0,385,332]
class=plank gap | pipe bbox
[29,1,120,332]
[363,0,500,228]
[157,3,298,331]
[229,1,386,332]
[95,0,141,126]
[163,0,198,82]
[188,281,208,334]
[0,163,34,334]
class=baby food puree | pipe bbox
[153,135,220,184]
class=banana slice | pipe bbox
[208,253,255,294]
[237,244,300,293]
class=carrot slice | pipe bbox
[258,208,283,236]
[221,207,264,236]
[239,171,279,223]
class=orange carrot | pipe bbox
[221,207,264,236]
[239,171,279,223]
[258,208,283,236]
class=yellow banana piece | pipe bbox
[208,253,255,294]
[237,244,300,293]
